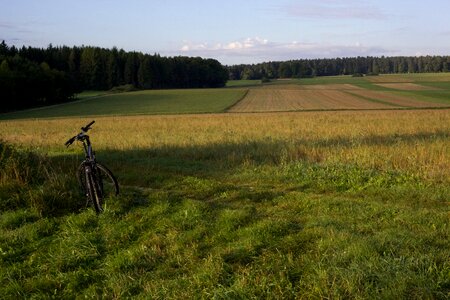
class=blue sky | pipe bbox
[1,0,449,64]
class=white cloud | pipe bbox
[179,37,394,64]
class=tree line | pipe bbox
[228,56,450,80]
[0,41,228,112]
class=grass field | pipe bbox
[1,74,449,298]
[0,89,247,120]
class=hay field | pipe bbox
[2,109,449,181]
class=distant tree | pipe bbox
[80,47,97,89]
[106,48,120,88]
[225,55,450,80]
[124,52,139,86]
[137,56,152,89]
[443,59,449,72]
[241,66,256,80]
[0,40,9,57]
[68,47,82,92]
[278,62,292,78]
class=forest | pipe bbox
[228,56,450,80]
[0,41,228,112]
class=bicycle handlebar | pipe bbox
[64,120,95,147]
[64,136,77,147]
[81,120,95,132]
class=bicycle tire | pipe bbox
[95,163,119,198]
[78,162,119,212]
[86,168,103,214]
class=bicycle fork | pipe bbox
[84,164,93,207]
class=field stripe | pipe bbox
[228,89,394,112]
[374,83,440,90]
[223,89,250,112]
[347,90,449,108]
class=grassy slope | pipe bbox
[0,89,247,120]
[1,111,449,299]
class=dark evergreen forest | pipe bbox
[0,41,228,112]
[227,56,450,80]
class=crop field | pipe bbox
[227,88,392,112]
[228,75,450,112]
[0,74,449,298]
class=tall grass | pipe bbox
[2,110,448,181]
[0,141,81,215]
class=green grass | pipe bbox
[393,90,450,105]
[1,123,449,298]
[75,90,110,100]
[226,80,262,87]
[0,89,247,120]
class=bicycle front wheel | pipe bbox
[78,162,119,211]
[95,163,119,197]
[86,168,103,214]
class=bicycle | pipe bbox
[65,120,119,213]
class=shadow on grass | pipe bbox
[3,128,446,217]
[54,128,449,185]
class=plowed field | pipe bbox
[227,89,392,112]
[228,84,449,112]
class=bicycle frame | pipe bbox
[79,133,95,162]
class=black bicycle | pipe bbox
[65,120,119,213]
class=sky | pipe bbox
[1,0,450,65]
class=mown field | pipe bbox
[1,74,449,298]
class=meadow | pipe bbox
[0,74,449,298]
[0,89,247,120]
